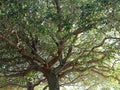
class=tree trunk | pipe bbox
[27,81,34,90]
[46,70,60,90]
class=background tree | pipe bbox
[0,0,120,90]
[0,72,45,90]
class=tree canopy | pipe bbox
[0,0,120,90]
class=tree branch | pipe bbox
[54,0,62,32]
[0,34,45,65]
[0,83,26,88]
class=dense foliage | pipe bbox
[0,0,120,90]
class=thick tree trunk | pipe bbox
[46,70,60,90]
[27,81,34,90]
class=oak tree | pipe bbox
[0,0,120,90]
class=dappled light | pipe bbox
[0,0,120,90]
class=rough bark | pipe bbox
[27,81,34,90]
[46,70,60,90]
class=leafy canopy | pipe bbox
[0,0,120,89]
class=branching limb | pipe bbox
[0,34,45,65]
[11,30,19,43]
[43,85,48,90]
[0,83,26,88]
[53,0,62,32]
